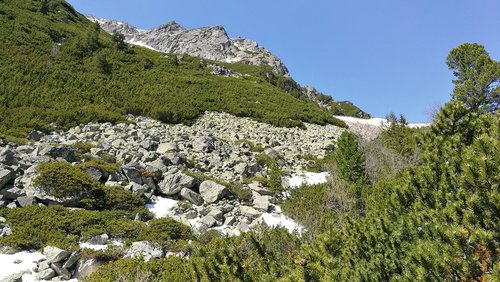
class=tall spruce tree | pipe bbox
[334,131,367,185]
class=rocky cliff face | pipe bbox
[85,15,289,76]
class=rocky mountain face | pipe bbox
[85,15,289,76]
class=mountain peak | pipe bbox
[156,21,184,32]
[85,15,289,76]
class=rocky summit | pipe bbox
[86,15,289,76]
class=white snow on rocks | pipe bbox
[146,197,179,218]
[0,251,44,281]
[287,172,329,188]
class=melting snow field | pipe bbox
[146,197,179,218]
[0,251,44,281]
[334,115,430,128]
[288,172,330,188]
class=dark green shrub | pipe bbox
[34,162,143,211]
[0,206,144,250]
[381,112,419,157]
[76,158,120,174]
[86,257,196,282]
[138,218,192,246]
[34,162,99,199]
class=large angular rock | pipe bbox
[121,165,143,184]
[156,143,178,154]
[125,182,148,196]
[51,262,72,280]
[62,251,80,269]
[140,139,158,151]
[200,215,216,228]
[125,241,163,262]
[164,152,187,166]
[199,180,229,203]
[38,146,76,162]
[74,258,104,279]
[43,246,71,263]
[179,188,204,206]
[0,148,15,166]
[84,167,103,181]
[16,196,36,207]
[158,173,196,195]
[0,167,15,190]
[0,186,25,200]
[36,268,56,280]
[27,130,45,141]
[193,136,215,153]
[253,195,272,211]
[240,206,261,219]
[206,208,224,222]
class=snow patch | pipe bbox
[287,172,329,188]
[334,116,430,128]
[79,240,123,251]
[127,39,159,51]
[259,213,304,234]
[147,197,179,218]
[0,251,44,281]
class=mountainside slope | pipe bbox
[86,15,373,118]
[0,0,345,138]
[86,15,289,76]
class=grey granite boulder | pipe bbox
[179,188,204,206]
[158,172,196,195]
[0,166,15,190]
[43,246,71,264]
[199,180,229,203]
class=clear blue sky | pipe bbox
[68,0,500,122]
